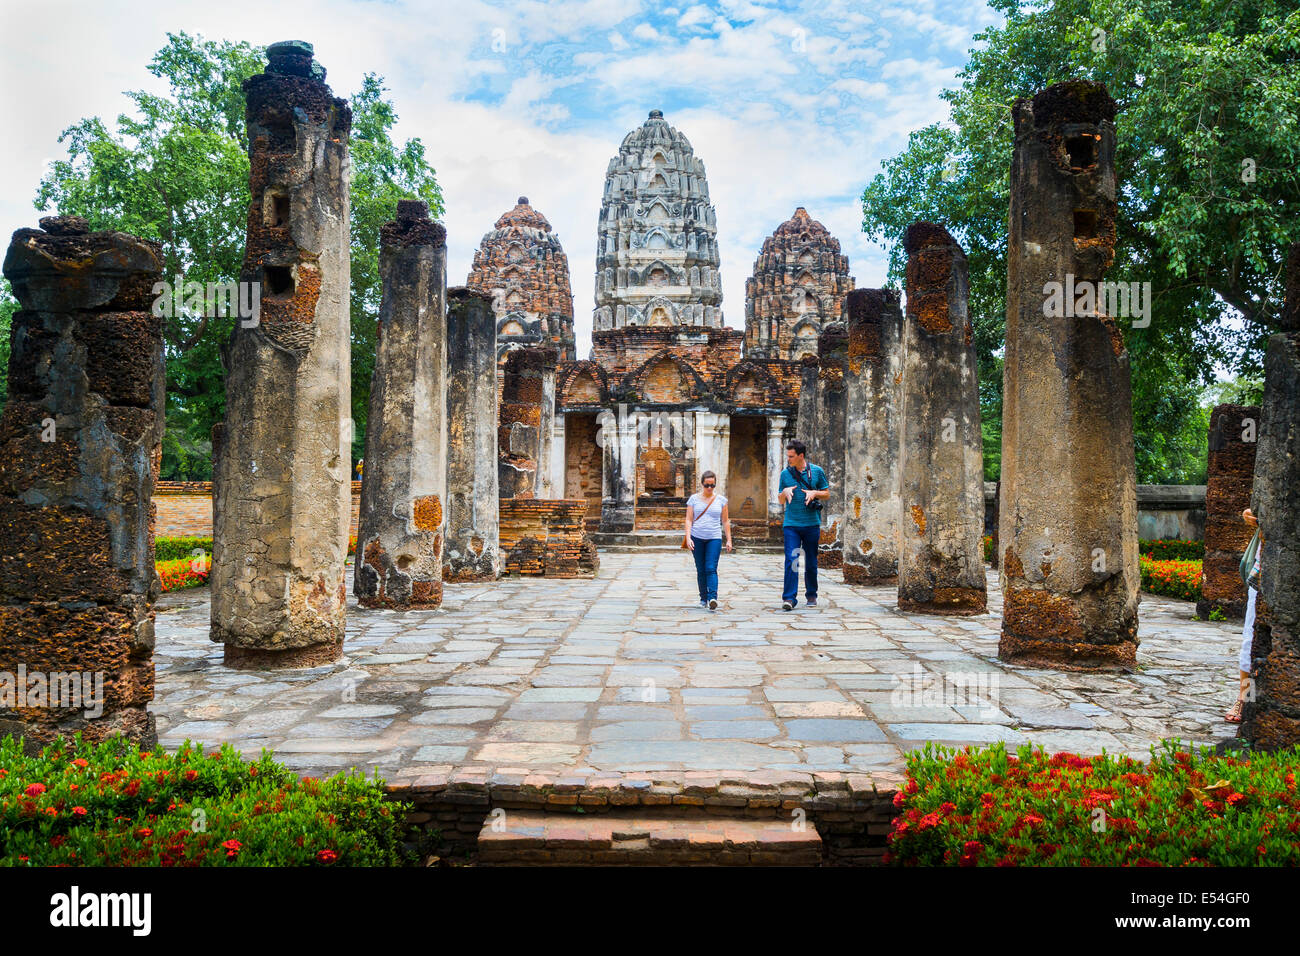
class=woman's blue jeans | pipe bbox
[692,536,722,602]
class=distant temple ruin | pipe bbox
[467,196,576,363]
[745,207,855,360]
[550,111,853,541]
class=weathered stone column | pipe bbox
[546,409,566,499]
[211,41,352,668]
[600,404,637,533]
[897,223,987,614]
[766,414,789,521]
[694,411,730,493]
[998,81,1138,669]
[355,200,447,609]
[814,324,847,568]
[444,287,501,581]
[842,289,905,585]
[0,216,163,749]
[1197,404,1260,620]
[1243,243,1300,749]
[499,346,558,498]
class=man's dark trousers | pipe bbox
[782,524,820,604]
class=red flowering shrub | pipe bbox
[0,735,412,867]
[156,556,209,593]
[888,741,1300,866]
[1139,555,1203,602]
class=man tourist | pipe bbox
[684,470,732,610]
[778,439,830,610]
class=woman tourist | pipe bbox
[684,470,733,610]
[1225,507,1262,723]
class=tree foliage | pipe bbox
[861,0,1300,483]
[30,32,444,477]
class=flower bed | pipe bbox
[0,736,412,866]
[1139,555,1203,602]
[887,741,1300,866]
[156,555,209,592]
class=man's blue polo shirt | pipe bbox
[779,463,828,527]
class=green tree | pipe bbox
[861,0,1300,483]
[32,32,443,476]
[0,279,15,408]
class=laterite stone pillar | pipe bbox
[355,200,447,609]
[842,289,904,585]
[997,80,1138,669]
[1197,404,1260,620]
[897,223,987,614]
[1243,243,1300,749]
[210,41,353,667]
[0,216,164,750]
[444,288,501,581]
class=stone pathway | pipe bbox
[152,552,1245,782]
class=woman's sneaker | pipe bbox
[699,600,708,608]
[709,599,717,610]
[782,600,795,611]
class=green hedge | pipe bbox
[155,535,213,562]
[1139,539,1204,560]
[887,740,1300,866]
[0,735,413,866]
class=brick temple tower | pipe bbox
[549,109,799,541]
[466,196,575,361]
[744,207,854,360]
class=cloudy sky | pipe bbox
[0,0,999,356]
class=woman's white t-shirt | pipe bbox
[687,493,727,540]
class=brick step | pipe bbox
[478,809,822,865]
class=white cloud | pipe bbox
[0,0,1002,359]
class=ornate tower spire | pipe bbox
[593,109,723,335]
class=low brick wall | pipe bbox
[499,498,599,577]
[635,496,687,531]
[386,769,902,866]
[152,481,362,538]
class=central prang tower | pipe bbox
[593,109,723,341]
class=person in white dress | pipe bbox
[1225,507,1261,723]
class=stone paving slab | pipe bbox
[151,552,1246,782]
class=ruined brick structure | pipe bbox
[795,327,847,567]
[499,346,558,499]
[466,196,576,362]
[355,200,447,609]
[499,499,599,577]
[210,41,353,667]
[998,81,1139,669]
[0,216,164,749]
[444,288,501,581]
[842,289,905,585]
[745,207,854,360]
[550,111,845,540]
[1197,404,1260,620]
[1243,243,1300,749]
[897,224,986,614]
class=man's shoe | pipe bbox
[806,599,818,608]
[782,601,795,611]
[709,599,718,610]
